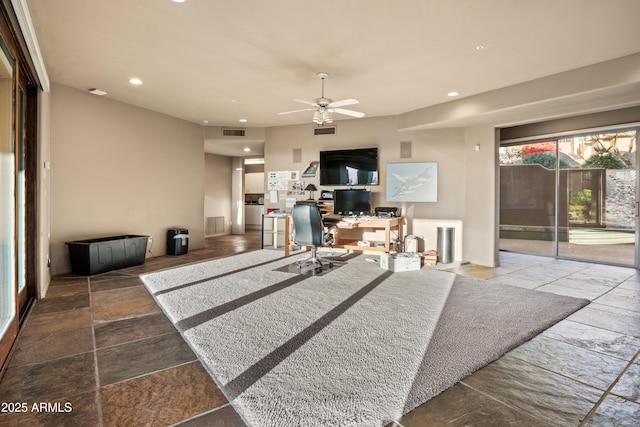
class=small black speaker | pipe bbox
[320,191,333,200]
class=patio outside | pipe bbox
[500,130,637,266]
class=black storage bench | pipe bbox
[66,235,149,275]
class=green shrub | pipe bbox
[522,152,569,169]
[583,144,627,169]
[569,189,593,222]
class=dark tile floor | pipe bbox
[0,234,638,426]
[0,233,260,427]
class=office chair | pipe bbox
[292,202,333,273]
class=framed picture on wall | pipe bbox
[302,161,319,177]
[386,162,438,202]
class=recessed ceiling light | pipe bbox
[476,45,485,51]
[243,147,251,152]
[230,99,237,103]
[239,119,247,123]
[129,78,143,85]
[448,91,460,97]
[203,120,209,124]
[172,0,186,3]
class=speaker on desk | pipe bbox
[375,207,398,217]
[320,190,333,200]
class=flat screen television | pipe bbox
[333,189,371,216]
[319,148,378,186]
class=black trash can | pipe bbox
[167,228,189,255]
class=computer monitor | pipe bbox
[333,189,371,216]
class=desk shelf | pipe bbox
[261,214,293,256]
[336,223,358,230]
[335,240,388,252]
[325,215,403,253]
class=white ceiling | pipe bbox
[26,0,640,156]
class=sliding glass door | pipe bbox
[557,132,637,265]
[0,40,15,367]
[0,2,40,371]
[500,141,558,256]
[15,83,27,311]
[500,128,638,267]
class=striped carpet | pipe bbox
[141,250,589,427]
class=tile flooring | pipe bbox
[0,234,639,426]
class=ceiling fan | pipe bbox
[278,72,365,125]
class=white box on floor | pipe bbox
[379,253,392,270]
[380,253,421,272]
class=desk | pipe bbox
[323,215,403,252]
[261,214,292,256]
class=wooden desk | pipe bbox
[323,215,403,252]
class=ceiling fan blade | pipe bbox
[329,98,359,108]
[333,108,365,118]
[294,99,319,107]
[278,108,315,115]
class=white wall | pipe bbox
[37,91,52,297]
[231,157,245,234]
[265,116,404,212]
[204,153,232,235]
[264,115,498,265]
[463,125,499,267]
[49,84,205,275]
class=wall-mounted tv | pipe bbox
[333,189,371,216]
[319,148,378,186]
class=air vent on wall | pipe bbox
[206,216,225,234]
[314,126,336,136]
[222,128,246,137]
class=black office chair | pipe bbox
[292,202,333,273]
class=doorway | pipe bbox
[500,128,638,267]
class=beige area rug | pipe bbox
[141,250,589,427]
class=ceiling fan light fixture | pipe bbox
[279,72,364,123]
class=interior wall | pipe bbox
[37,90,51,297]
[49,84,205,275]
[265,116,403,210]
[264,116,497,264]
[463,125,499,267]
[230,157,245,234]
[204,153,232,235]
[398,53,640,132]
[499,106,640,141]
